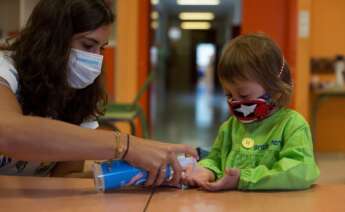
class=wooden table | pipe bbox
[0,176,151,212]
[1,176,345,212]
[147,185,345,212]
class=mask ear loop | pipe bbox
[278,57,285,78]
[278,56,294,88]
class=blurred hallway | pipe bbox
[151,83,228,149]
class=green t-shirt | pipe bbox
[199,108,320,190]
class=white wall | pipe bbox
[0,0,20,38]
[0,0,40,39]
[19,0,40,28]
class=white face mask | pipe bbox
[67,48,103,89]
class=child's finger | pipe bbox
[187,179,196,187]
[203,178,227,192]
[195,178,210,188]
[180,173,189,185]
[225,168,240,177]
[184,164,194,173]
[198,180,209,190]
[203,169,240,191]
[181,173,196,185]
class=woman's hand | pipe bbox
[182,164,215,187]
[124,136,198,187]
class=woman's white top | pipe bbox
[0,51,99,176]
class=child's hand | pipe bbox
[182,165,215,187]
[202,168,240,192]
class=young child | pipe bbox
[183,33,320,191]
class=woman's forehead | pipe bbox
[73,25,111,44]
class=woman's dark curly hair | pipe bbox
[7,0,114,125]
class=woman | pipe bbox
[0,0,197,187]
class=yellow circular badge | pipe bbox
[242,138,255,149]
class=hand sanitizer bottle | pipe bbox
[93,156,196,192]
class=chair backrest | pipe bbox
[132,70,155,105]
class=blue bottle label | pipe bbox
[94,160,171,191]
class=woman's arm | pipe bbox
[0,85,115,161]
[51,161,85,177]
[0,85,198,185]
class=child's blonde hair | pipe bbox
[218,33,293,107]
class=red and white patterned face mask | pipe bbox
[228,94,276,123]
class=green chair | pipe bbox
[98,71,154,138]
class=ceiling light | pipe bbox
[181,22,211,30]
[168,27,182,41]
[151,21,159,29]
[177,0,220,6]
[151,0,159,5]
[179,12,215,20]
[151,11,159,20]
